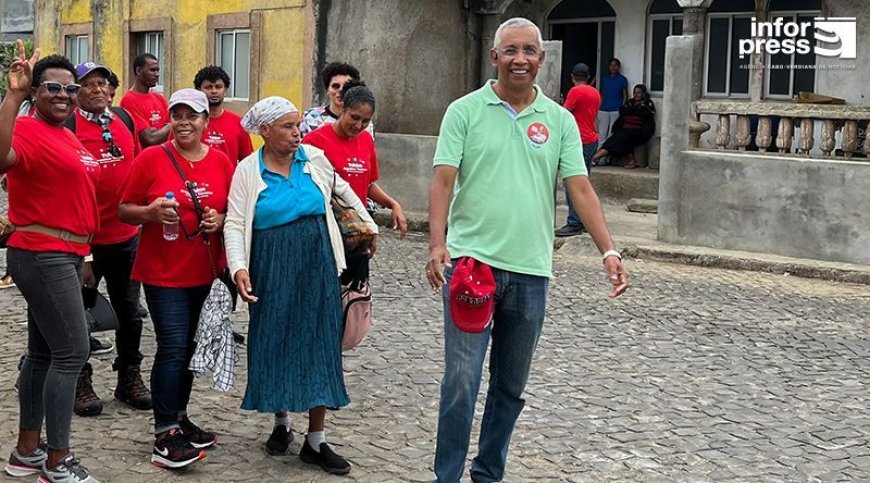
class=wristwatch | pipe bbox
[602,249,622,261]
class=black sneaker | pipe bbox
[179,417,217,449]
[299,439,351,475]
[554,224,584,237]
[89,336,114,356]
[151,429,206,469]
[265,425,294,456]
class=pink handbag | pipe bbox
[341,280,372,351]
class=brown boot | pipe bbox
[74,362,103,416]
[114,364,152,410]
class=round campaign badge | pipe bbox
[527,122,550,147]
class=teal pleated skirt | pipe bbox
[241,216,349,413]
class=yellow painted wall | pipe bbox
[35,0,311,119]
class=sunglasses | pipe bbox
[329,82,343,90]
[101,127,122,158]
[174,182,205,240]
[40,81,81,96]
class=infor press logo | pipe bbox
[739,17,857,59]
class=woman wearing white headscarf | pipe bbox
[224,97,377,475]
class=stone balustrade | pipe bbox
[692,100,870,159]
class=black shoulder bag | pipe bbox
[160,144,237,299]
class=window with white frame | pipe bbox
[702,0,820,99]
[135,31,165,93]
[216,29,250,100]
[704,13,753,97]
[765,11,818,99]
[65,35,89,65]
[647,0,684,94]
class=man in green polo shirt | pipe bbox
[426,17,629,483]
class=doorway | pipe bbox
[546,0,616,98]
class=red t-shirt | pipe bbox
[6,116,99,255]
[564,84,601,144]
[74,109,142,245]
[201,109,254,164]
[302,125,379,202]
[121,144,234,287]
[120,90,169,136]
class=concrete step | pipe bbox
[557,166,660,205]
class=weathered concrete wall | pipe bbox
[664,151,870,265]
[0,0,33,40]
[539,40,562,101]
[375,134,438,213]
[814,0,870,105]
[321,0,471,136]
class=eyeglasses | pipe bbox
[100,126,122,158]
[40,81,81,96]
[496,47,542,59]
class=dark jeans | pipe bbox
[565,142,598,228]
[434,263,549,483]
[8,248,89,449]
[91,236,144,368]
[143,284,210,433]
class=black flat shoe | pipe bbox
[265,425,293,455]
[299,439,350,475]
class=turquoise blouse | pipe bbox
[253,146,326,230]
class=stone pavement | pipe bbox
[1,231,870,482]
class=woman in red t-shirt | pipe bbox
[0,43,102,481]
[119,88,234,470]
[302,81,407,287]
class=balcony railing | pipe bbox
[691,100,870,160]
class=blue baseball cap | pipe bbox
[75,61,111,81]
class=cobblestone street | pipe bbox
[1,231,869,482]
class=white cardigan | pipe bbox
[224,144,379,278]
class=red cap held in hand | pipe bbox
[449,257,496,333]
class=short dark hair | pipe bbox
[107,71,119,88]
[133,53,158,73]
[31,54,77,88]
[320,62,360,90]
[609,57,621,66]
[193,65,231,89]
[340,79,375,111]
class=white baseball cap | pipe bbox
[168,88,208,113]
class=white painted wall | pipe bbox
[608,0,650,89]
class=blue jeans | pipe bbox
[8,249,89,449]
[143,284,210,433]
[565,142,597,227]
[434,263,549,483]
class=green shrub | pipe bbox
[0,40,35,98]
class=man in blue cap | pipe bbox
[68,61,152,416]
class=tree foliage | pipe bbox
[0,40,35,97]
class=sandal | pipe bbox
[624,161,639,169]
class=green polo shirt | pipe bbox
[434,80,587,278]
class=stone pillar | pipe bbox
[658,35,703,242]
[749,1,767,102]
[675,0,713,109]
[660,1,713,242]
[479,10,500,85]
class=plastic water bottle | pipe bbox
[162,192,179,241]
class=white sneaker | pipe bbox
[37,454,99,483]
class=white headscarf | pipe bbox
[241,96,299,134]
